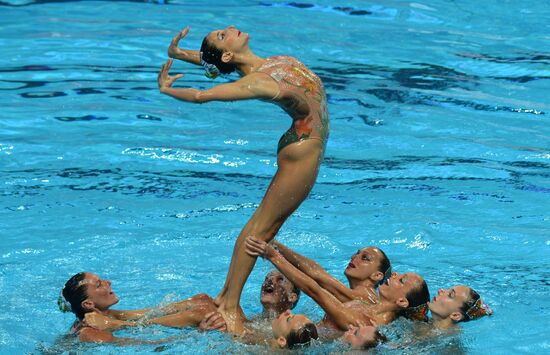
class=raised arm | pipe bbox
[272,240,326,276]
[272,241,355,303]
[246,238,369,331]
[273,241,375,303]
[157,59,278,103]
[167,27,201,66]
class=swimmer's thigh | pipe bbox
[252,139,323,237]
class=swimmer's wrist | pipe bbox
[168,47,184,59]
[264,244,277,259]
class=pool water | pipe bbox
[1,0,548,353]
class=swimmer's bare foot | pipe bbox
[217,304,247,335]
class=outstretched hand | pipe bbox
[168,26,190,58]
[245,236,269,258]
[158,59,184,91]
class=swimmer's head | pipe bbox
[200,26,249,78]
[429,285,493,323]
[60,272,119,320]
[379,272,430,321]
[344,246,392,287]
[260,271,301,314]
[271,310,318,349]
[342,323,387,350]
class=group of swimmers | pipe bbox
[59,25,492,349]
[60,241,492,349]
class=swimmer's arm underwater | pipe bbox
[84,310,204,331]
[79,326,181,345]
[167,26,201,66]
[158,59,278,103]
[272,241,366,303]
[141,308,207,328]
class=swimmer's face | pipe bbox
[342,324,379,349]
[260,271,297,311]
[271,310,313,341]
[378,272,423,306]
[428,285,471,322]
[81,273,119,312]
[207,25,249,55]
[344,247,385,284]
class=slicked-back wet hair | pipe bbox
[400,279,430,321]
[459,288,480,322]
[407,280,430,308]
[62,272,89,320]
[376,248,392,286]
[200,36,237,75]
[286,322,319,349]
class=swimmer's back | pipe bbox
[256,56,329,153]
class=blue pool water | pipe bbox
[1,0,549,353]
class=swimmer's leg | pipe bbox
[107,294,213,320]
[145,294,217,328]
[217,139,324,334]
[216,140,325,304]
[213,178,280,306]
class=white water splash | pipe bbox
[122,147,221,164]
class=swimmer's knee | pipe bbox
[248,223,283,243]
[193,293,213,302]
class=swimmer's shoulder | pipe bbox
[78,326,115,343]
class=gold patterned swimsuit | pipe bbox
[256,56,330,153]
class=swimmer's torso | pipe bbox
[256,56,330,153]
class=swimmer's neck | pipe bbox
[430,314,457,329]
[347,277,378,297]
[261,306,287,319]
[232,49,267,76]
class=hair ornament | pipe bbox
[465,298,493,320]
[199,51,221,79]
[58,290,72,313]
[405,302,429,322]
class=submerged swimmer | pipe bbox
[160,25,329,333]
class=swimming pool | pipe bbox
[1,0,548,353]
